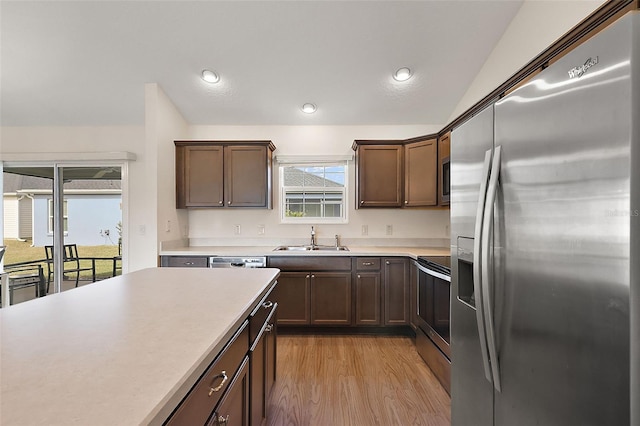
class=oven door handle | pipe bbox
[416,262,451,282]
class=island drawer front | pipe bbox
[249,290,277,345]
[356,257,381,270]
[166,322,249,425]
[268,256,351,271]
[163,256,209,268]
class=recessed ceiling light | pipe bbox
[201,69,220,84]
[302,103,317,114]
[393,67,412,82]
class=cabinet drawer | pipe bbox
[249,289,277,346]
[163,256,209,268]
[268,256,351,271]
[166,322,249,425]
[356,257,380,270]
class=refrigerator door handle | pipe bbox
[481,144,502,393]
[473,149,494,384]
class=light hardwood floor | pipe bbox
[267,334,451,426]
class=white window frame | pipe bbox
[279,162,348,224]
[47,198,68,234]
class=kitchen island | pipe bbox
[0,267,280,425]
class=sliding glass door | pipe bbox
[2,163,123,306]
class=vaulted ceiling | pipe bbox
[1,1,525,127]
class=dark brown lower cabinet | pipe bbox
[209,357,250,426]
[354,272,381,325]
[271,272,310,325]
[409,261,418,331]
[250,307,277,426]
[384,258,410,325]
[311,272,352,325]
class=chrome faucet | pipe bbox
[310,226,317,248]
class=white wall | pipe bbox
[142,84,190,268]
[187,125,450,247]
[449,0,607,122]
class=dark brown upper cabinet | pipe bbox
[405,138,437,207]
[353,138,442,208]
[353,142,404,208]
[175,140,275,209]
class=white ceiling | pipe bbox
[1,1,524,127]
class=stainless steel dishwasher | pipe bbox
[208,256,267,268]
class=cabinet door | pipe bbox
[183,145,224,208]
[384,258,410,325]
[210,357,250,426]
[357,145,403,208]
[249,307,277,426]
[405,139,437,206]
[272,272,310,325]
[265,314,277,399]
[311,272,352,325]
[225,145,269,208]
[409,261,418,331]
[355,272,381,325]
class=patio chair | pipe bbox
[1,264,46,305]
[44,244,96,292]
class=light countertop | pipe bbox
[160,246,451,258]
[0,267,280,426]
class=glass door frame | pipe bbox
[1,160,128,297]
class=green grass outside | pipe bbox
[2,239,120,280]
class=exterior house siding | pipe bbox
[3,196,18,239]
[33,194,121,247]
[18,196,33,239]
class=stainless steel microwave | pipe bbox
[441,156,450,205]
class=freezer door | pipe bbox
[493,15,632,426]
[450,105,494,426]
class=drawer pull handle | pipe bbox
[262,301,274,309]
[362,262,374,266]
[184,262,195,266]
[208,371,228,396]
[217,414,230,425]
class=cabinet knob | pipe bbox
[386,261,390,265]
[265,324,274,332]
[405,200,408,204]
[227,201,231,205]
[360,200,364,205]
[219,201,223,205]
[262,301,274,309]
[311,274,315,278]
[217,414,230,425]
[357,274,361,279]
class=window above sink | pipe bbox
[278,160,348,224]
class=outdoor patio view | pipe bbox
[2,168,122,306]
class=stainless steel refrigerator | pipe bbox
[450,12,638,426]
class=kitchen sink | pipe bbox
[273,245,349,251]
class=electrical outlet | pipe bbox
[258,225,265,235]
[361,225,368,236]
[234,224,241,235]
[165,220,171,233]
[386,225,393,235]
